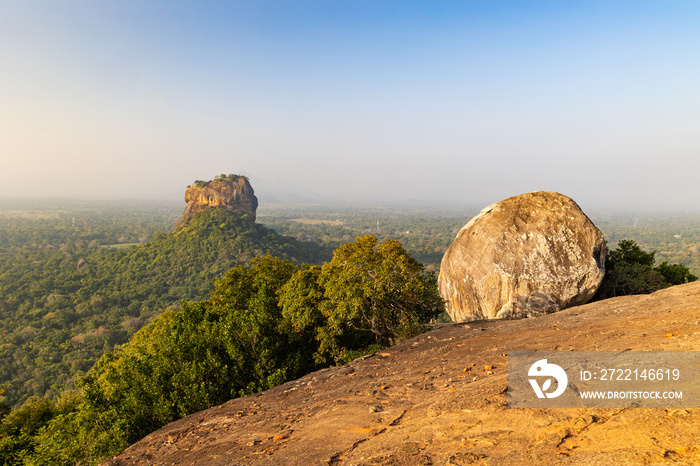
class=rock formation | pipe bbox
[439,191,606,322]
[176,175,258,228]
[103,281,700,465]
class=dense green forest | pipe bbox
[0,202,327,408]
[1,200,698,408]
[0,198,698,464]
[0,235,441,465]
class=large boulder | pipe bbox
[176,175,258,228]
[439,191,606,322]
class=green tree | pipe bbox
[278,265,326,360]
[208,255,310,393]
[16,237,443,464]
[595,239,697,300]
[28,256,312,464]
[315,235,443,363]
[655,260,698,286]
[28,406,105,466]
[0,394,79,465]
[0,390,10,422]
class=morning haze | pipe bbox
[1,1,699,213]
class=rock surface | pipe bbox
[176,175,258,228]
[439,191,606,322]
[103,282,700,465]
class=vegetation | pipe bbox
[0,236,442,464]
[261,206,700,277]
[591,212,700,277]
[313,235,442,362]
[189,174,247,188]
[258,204,473,271]
[0,205,327,408]
[0,198,698,464]
[1,201,698,408]
[594,239,697,300]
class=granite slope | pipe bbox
[104,281,700,465]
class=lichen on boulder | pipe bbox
[438,191,606,322]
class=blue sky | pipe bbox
[1,1,699,211]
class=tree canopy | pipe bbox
[314,235,443,362]
[0,207,327,408]
[0,235,443,465]
[594,239,697,300]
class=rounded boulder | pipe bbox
[439,191,606,322]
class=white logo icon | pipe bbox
[528,359,568,398]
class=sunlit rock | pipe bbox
[439,191,606,322]
[176,175,258,228]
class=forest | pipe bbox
[0,198,697,464]
[0,201,326,408]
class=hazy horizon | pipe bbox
[2,1,699,213]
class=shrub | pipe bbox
[594,239,697,300]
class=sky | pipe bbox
[1,0,699,212]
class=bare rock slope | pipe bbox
[105,282,700,465]
[439,191,606,322]
[176,175,258,228]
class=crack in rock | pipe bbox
[327,428,388,465]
